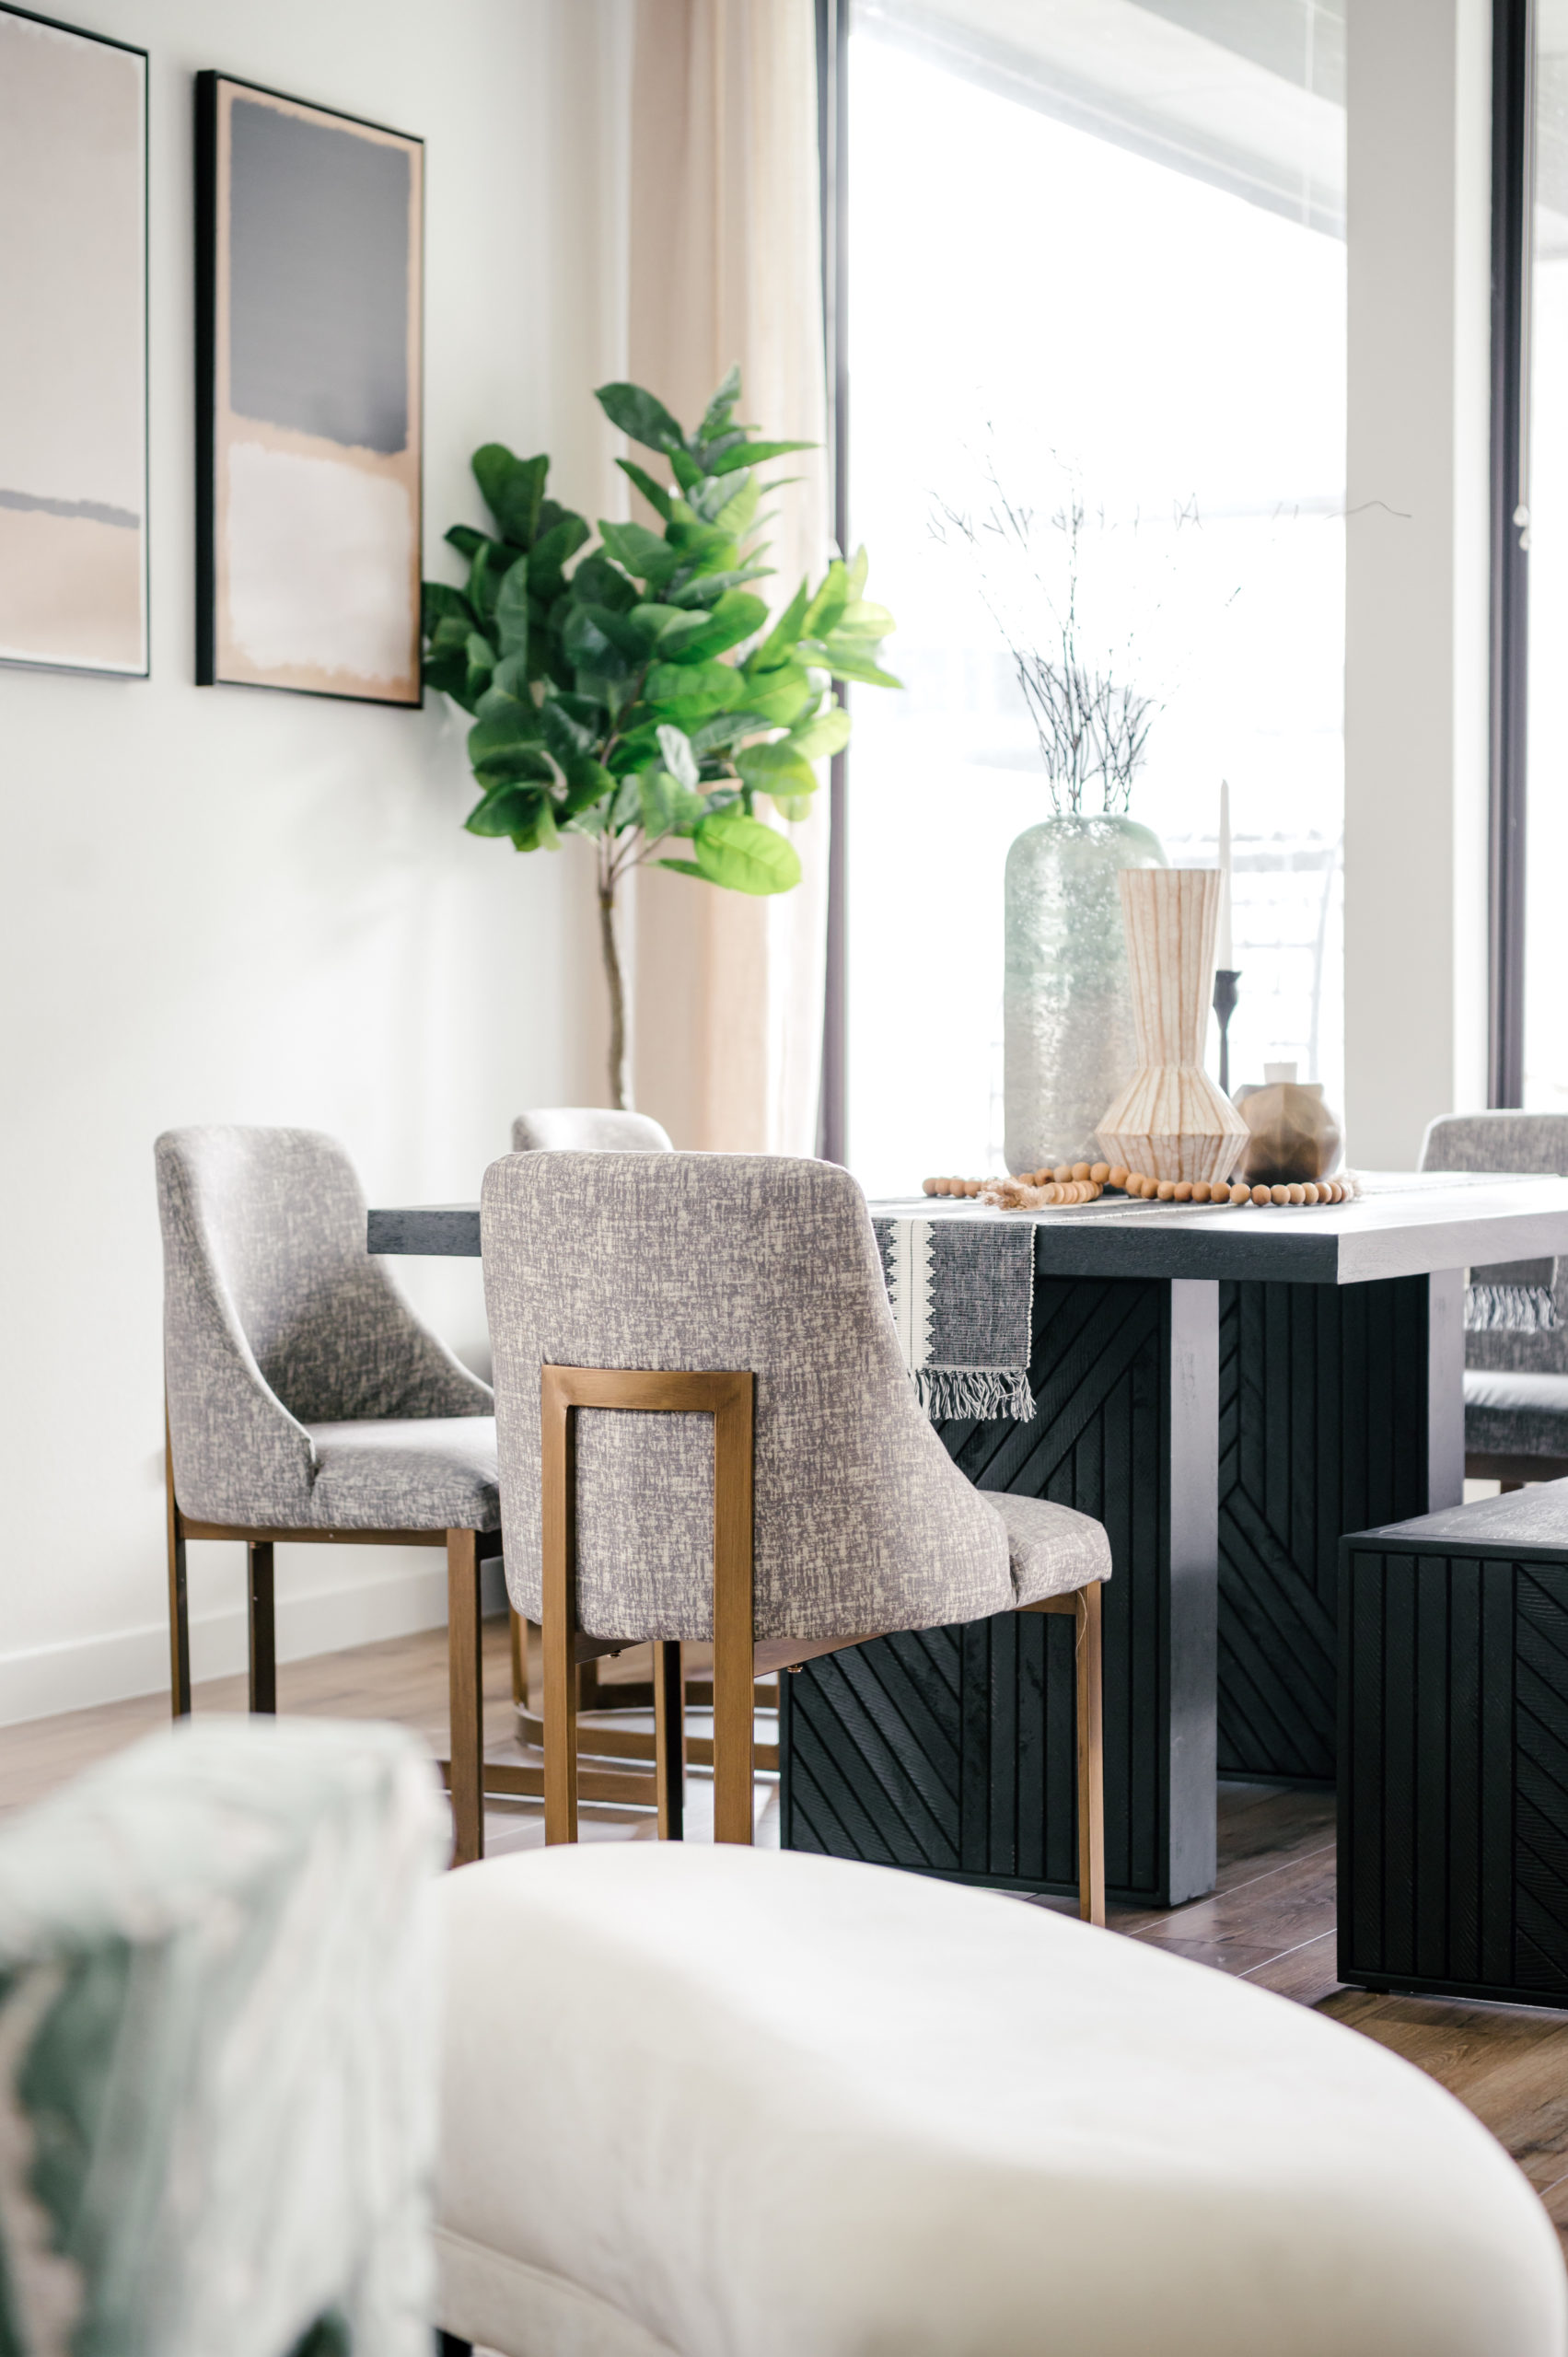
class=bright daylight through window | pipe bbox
[842,0,1347,1197]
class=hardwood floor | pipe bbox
[3,1620,1566,2265]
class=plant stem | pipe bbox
[598,859,631,1110]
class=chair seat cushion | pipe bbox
[1465,1369,1568,1461]
[982,1490,1110,1603]
[434,1844,1563,2357]
[304,1417,499,1530]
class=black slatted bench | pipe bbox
[1340,1481,1568,2007]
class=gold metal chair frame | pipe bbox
[540,1365,1106,1922]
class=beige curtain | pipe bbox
[626,0,831,1154]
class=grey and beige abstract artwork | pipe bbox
[197,75,424,703]
[0,6,148,677]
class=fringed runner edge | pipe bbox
[912,1367,1037,1423]
[1466,1283,1558,1334]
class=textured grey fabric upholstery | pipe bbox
[157,1127,495,1529]
[481,1152,1109,1643]
[986,1491,1111,1603]
[1463,1372,1568,1463]
[1421,1113,1568,1376]
[307,1419,501,1529]
[512,1108,674,1155]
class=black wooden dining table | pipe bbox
[369,1171,1568,1910]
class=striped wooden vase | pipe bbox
[1094,868,1249,1185]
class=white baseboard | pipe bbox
[0,1555,507,1730]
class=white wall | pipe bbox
[0,0,632,1722]
[1343,0,1493,1167]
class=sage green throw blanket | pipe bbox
[0,1718,446,2357]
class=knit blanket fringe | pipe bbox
[1465,1283,1558,1334]
[912,1367,1037,1423]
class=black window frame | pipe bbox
[1491,0,1533,1105]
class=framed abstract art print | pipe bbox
[195,74,424,704]
[0,6,148,677]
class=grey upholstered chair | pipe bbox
[512,1107,673,1154]
[157,1126,500,1864]
[482,1151,1110,1920]
[1421,1111,1568,1486]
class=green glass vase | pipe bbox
[1003,812,1168,1171]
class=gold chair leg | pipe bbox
[447,1530,484,1866]
[1075,1582,1106,1926]
[165,1411,191,1719]
[654,1640,685,1840]
[712,1378,757,1845]
[247,1541,276,1713]
[540,1378,579,1844]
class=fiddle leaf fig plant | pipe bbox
[423,368,899,1109]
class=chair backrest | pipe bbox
[481,1152,1011,1644]
[157,1126,490,1523]
[511,1107,673,1155]
[0,1718,443,2357]
[1420,1110,1568,1373]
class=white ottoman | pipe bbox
[434,1845,1565,2357]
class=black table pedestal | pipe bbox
[781,1273,1219,1910]
[1217,1270,1463,1782]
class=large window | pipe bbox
[1524,5,1568,1107]
[842,0,1347,1197]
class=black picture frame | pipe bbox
[0,5,149,680]
[194,71,424,707]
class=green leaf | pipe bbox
[666,565,772,611]
[569,553,638,613]
[528,512,591,599]
[845,544,869,600]
[835,598,897,640]
[802,560,850,641]
[696,365,742,446]
[657,857,706,878]
[540,698,594,763]
[691,810,802,894]
[801,637,903,690]
[494,555,530,656]
[616,458,674,520]
[645,658,747,711]
[656,723,699,791]
[468,709,551,777]
[668,588,769,663]
[743,659,814,726]
[595,380,687,455]
[787,704,852,761]
[689,708,772,758]
[560,758,615,814]
[706,437,816,478]
[609,773,643,832]
[668,447,703,493]
[639,765,707,841]
[750,579,811,671]
[445,524,493,560]
[598,518,679,588]
[471,445,549,546]
[579,601,663,660]
[423,581,471,636]
[771,792,815,823]
[466,784,545,840]
[428,612,472,652]
[714,471,761,538]
[737,740,819,799]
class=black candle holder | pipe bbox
[1213,968,1241,1097]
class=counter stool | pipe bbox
[157,1126,501,1864]
[482,1151,1109,1921]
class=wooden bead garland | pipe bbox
[922,1162,1356,1210]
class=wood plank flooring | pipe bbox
[3,1620,1566,2266]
